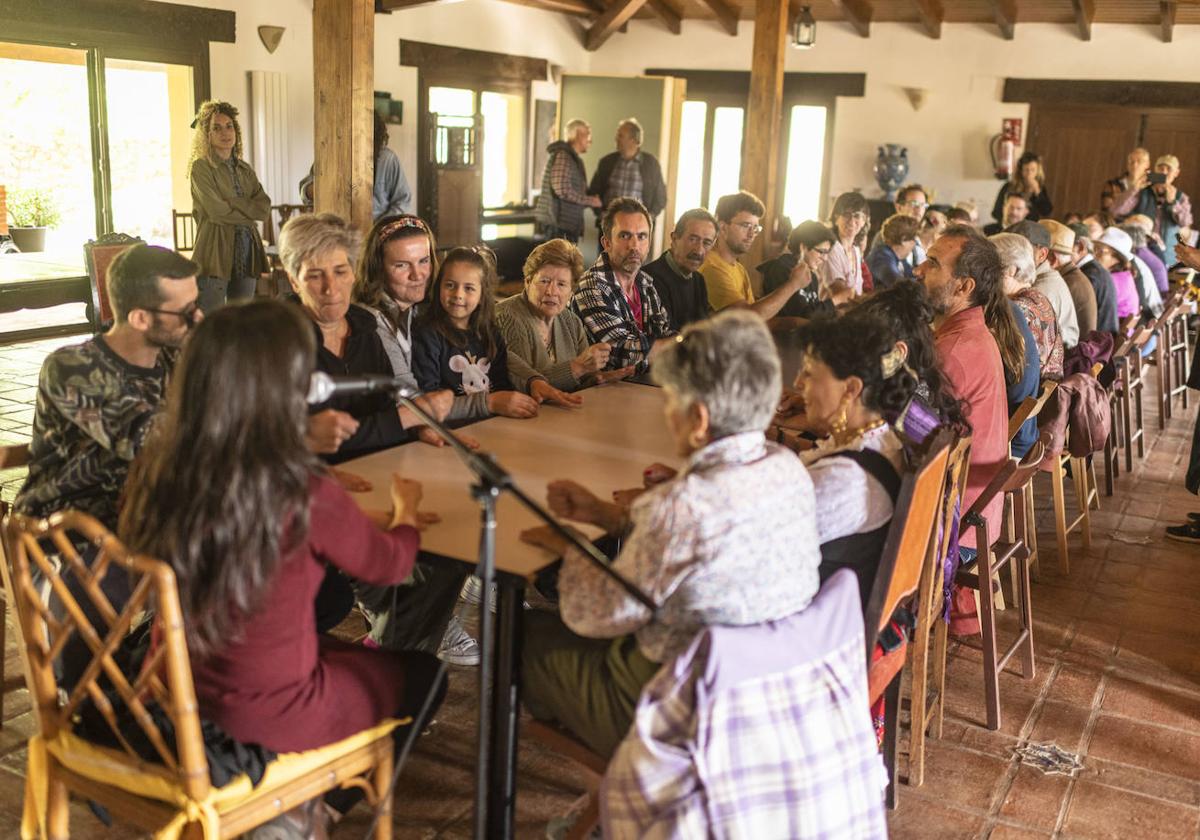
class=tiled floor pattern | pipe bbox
[1,338,1200,838]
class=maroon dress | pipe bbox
[190,474,420,752]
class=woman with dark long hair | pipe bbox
[120,299,443,822]
[991,151,1053,223]
[819,192,870,300]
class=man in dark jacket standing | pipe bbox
[589,118,667,224]
[535,119,601,244]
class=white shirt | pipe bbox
[802,425,905,545]
[819,240,864,298]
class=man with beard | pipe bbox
[914,225,1010,636]
[701,191,764,310]
[983,192,1029,236]
[570,197,676,373]
[642,208,717,333]
[17,244,202,529]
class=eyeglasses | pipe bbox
[902,201,929,209]
[811,246,832,255]
[839,212,867,222]
[141,302,201,325]
[732,221,763,235]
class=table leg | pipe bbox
[487,578,525,839]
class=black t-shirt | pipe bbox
[758,253,832,319]
[642,253,712,333]
[411,323,513,396]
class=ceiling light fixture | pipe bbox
[792,5,816,49]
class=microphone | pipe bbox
[307,372,405,404]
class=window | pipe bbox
[707,107,744,212]
[782,105,828,225]
[673,100,708,213]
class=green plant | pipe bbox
[7,188,62,228]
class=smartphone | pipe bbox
[1147,172,1168,185]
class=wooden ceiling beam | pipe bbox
[500,0,596,15]
[911,0,943,38]
[696,0,739,36]
[584,0,649,50]
[830,0,872,37]
[1162,1,1177,43]
[1070,0,1095,41]
[646,0,682,34]
[991,0,1016,40]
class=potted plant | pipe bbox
[7,188,61,253]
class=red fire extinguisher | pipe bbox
[990,118,1022,181]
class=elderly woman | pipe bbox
[991,232,1063,383]
[1093,227,1142,321]
[495,238,616,405]
[189,100,271,301]
[519,309,821,758]
[279,213,474,664]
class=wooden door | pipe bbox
[1028,104,1141,219]
[1142,109,1200,221]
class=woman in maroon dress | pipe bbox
[120,299,443,826]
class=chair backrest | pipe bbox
[3,511,210,801]
[84,233,143,329]
[864,427,956,648]
[269,204,307,247]
[171,210,196,254]
[1008,379,1058,443]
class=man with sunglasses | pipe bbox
[16,244,202,531]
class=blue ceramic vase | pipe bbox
[874,144,909,201]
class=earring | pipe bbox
[831,400,849,439]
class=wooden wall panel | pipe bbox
[1027,104,1140,218]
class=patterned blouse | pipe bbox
[1012,287,1064,381]
[558,431,822,664]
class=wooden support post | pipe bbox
[313,0,374,233]
[740,0,789,295]
[1161,1,1176,43]
[1070,0,1095,41]
[991,0,1016,40]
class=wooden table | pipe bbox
[0,253,92,343]
[341,381,681,838]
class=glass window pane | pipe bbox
[673,101,707,213]
[429,86,475,119]
[105,58,194,247]
[782,105,827,225]
[707,107,743,212]
[480,90,525,209]
[0,42,96,260]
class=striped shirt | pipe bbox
[568,253,675,373]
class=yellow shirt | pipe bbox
[700,251,755,310]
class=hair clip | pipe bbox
[377,216,428,241]
[881,344,906,378]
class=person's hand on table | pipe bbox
[415,511,441,531]
[330,468,372,493]
[489,391,539,419]
[641,463,677,487]
[389,474,425,529]
[570,342,612,380]
[592,365,636,385]
[547,479,626,534]
[306,409,359,454]
[416,426,480,450]
[612,487,644,508]
[530,379,583,408]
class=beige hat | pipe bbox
[1156,154,1180,171]
[1038,219,1075,257]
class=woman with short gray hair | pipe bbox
[518,309,822,758]
[991,232,1063,381]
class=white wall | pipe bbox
[171,2,1200,219]
[589,19,1200,218]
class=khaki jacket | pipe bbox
[189,156,271,281]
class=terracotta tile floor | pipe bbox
[2,339,1200,838]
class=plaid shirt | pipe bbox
[605,153,645,207]
[601,569,888,839]
[569,253,676,373]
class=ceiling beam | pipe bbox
[991,0,1016,39]
[1162,1,1177,42]
[646,0,681,33]
[911,0,943,38]
[584,0,649,50]
[830,0,872,37]
[1070,0,1095,41]
[695,0,739,36]
[500,0,596,15]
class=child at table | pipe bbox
[412,246,540,421]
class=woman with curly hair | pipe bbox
[189,100,271,301]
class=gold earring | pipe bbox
[831,398,849,439]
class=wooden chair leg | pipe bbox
[567,793,601,840]
[1025,486,1040,581]
[1134,374,1146,459]
[1121,367,1135,473]
[374,741,394,840]
[1051,455,1070,575]
[0,594,6,725]
[1156,341,1168,428]
[1072,456,1091,554]
[883,673,901,809]
[979,550,1001,731]
[47,762,69,840]
[907,622,930,788]
[930,618,948,740]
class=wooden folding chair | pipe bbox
[4,511,401,839]
[955,444,1044,731]
[861,428,956,806]
[1165,297,1192,415]
[1047,365,1103,577]
[904,432,970,789]
[1006,380,1056,583]
[1145,293,1182,429]
[1114,326,1153,472]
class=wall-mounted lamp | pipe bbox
[792,6,816,49]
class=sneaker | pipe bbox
[437,615,481,666]
[460,576,497,612]
[1166,522,1200,543]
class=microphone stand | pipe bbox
[389,387,658,840]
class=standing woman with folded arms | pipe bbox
[189,100,271,301]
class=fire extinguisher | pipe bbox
[990,131,1015,181]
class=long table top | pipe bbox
[341,381,683,579]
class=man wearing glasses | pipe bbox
[891,183,930,267]
[699,192,822,320]
[16,244,202,531]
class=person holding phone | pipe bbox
[1113,153,1193,249]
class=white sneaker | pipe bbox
[460,576,497,612]
[437,615,481,666]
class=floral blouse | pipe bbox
[1012,287,1063,382]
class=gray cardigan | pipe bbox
[495,293,588,393]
